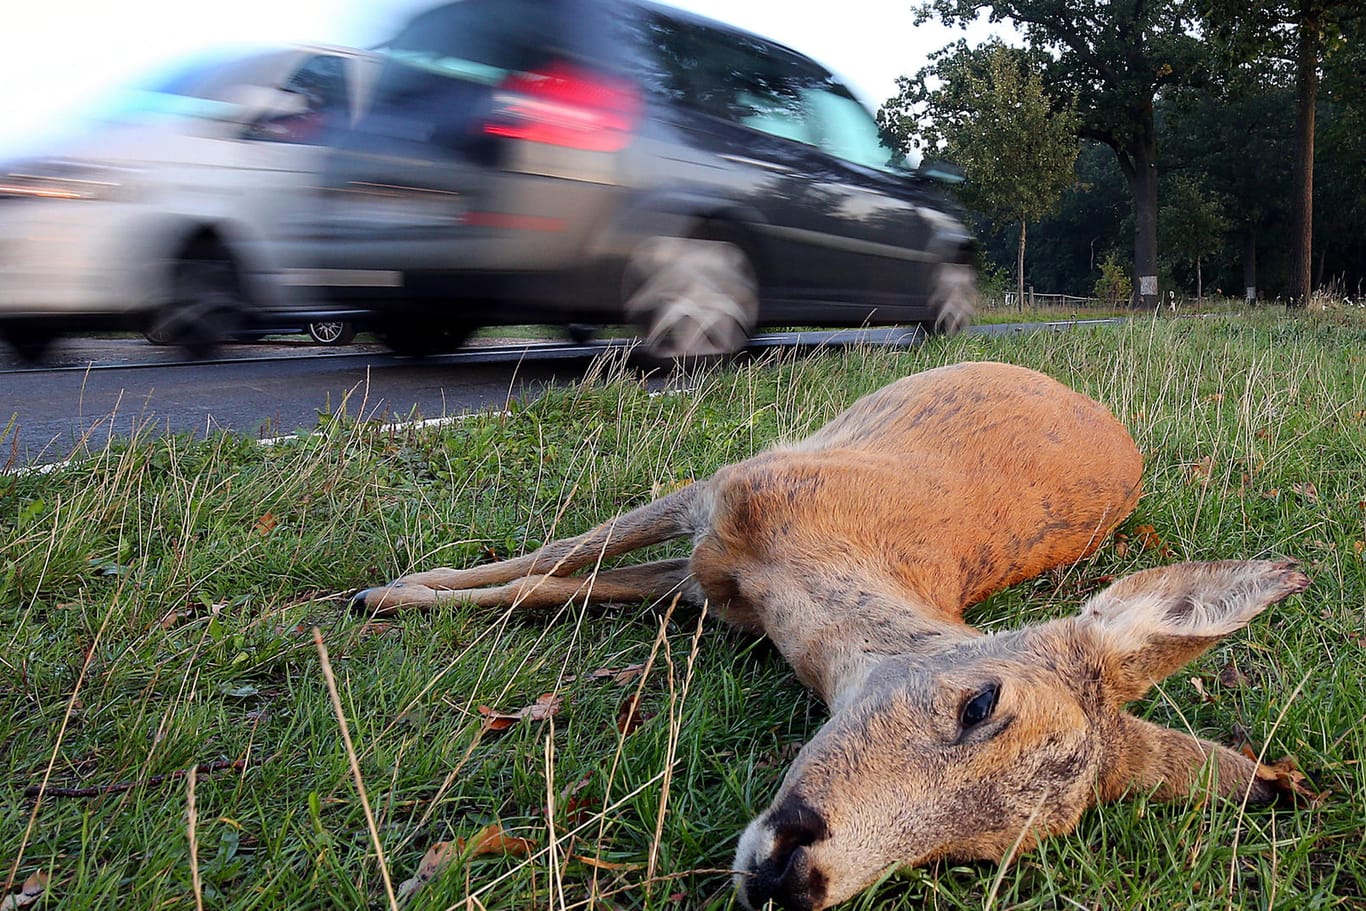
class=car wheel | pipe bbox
[1,321,58,362]
[624,236,757,360]
[379,322,472,357]
[307,320,357,345]
[147,247,247,358]
[925,261,977,335]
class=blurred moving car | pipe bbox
[0,45,377,359]
[276,0,977,358]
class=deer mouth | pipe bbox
[735,795,830,910]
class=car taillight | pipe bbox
[484,63,641,152]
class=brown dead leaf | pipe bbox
[462,823,534,858]
[591,663,646,686]
[1133,524,1174,558]
[358,619,399,636]
[1187,456,1214,488]
[0,871,48,911]
[1188,676,1217,704]
[1353,540,1364,557]
[1262,488,1281,500]
[616,693,654,736]
[254,512,278,536]
[397,841,459,901]
[396,826,534,901]
[1204,392,1225,404]
[479,693,563,733]
[1291,481,1319,502]
[1218,661,1250,689]
[1253,755,1330,806]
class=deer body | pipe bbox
[353,361,1308,911]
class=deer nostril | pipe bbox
[744,797,829,911]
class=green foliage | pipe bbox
[4,318,1366,908]
[1094,251,1134,309]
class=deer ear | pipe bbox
[1077,560,1308,704]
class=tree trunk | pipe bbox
[1196,257,1203,302]
[1288,4,1320,307]
[1017,218,1027,312]
[1113,104,1161,309]
[1243,225,1258,304]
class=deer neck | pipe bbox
[760,589,977,709]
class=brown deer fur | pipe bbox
[351,361,1308,911]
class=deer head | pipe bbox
[734,560,1308,911]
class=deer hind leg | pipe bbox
[359,558,694,614]
[351,483,704,612]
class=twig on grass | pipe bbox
[23,759,247,799]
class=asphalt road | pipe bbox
[1,321,1120,467]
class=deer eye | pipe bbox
[959,683,1000,729]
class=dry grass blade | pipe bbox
[313,628,400,911]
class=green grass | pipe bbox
[3,311,1364,910]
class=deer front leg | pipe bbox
[353,558,695,614]
[350,484,703,612]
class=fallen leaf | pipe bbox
[1253,755,1330,806]
[1188,676,1217,704]
[1203,393,1225,404]
[0,871,48,911]
[396,842,459,901]
[616,693,653,736]
[1291,482,1319,502]
[591,663,646,685]
[1133,524,1174,558]
[461,823,534,858]
[1218,661,1250,689]
[479,693,563,733]
[1353,540,1364,556]
[1187,456,1214,488]
[396,826,535,901]
[254,512,278,536]
[1262,488,1281,500]
[358,619,399,636]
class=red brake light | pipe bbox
[484,62,641,152]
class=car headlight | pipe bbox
[0,159,140,201]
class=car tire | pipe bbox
[925,261,977,335]
[1,321,58,362]
[624,236,758,360]
[379,322,472,357]
[147,246,248,358]
[307,320,357,345]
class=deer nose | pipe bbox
[744,798,829,911]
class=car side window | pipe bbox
[250,54,352,144]
[800,84,902,172]
[632,14,813,144]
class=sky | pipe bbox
[0,0,1004,157]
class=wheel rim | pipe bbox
[309,321,347,344]
[624,237,757,359]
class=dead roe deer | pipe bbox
[351,361,1309,911]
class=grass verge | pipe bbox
[2,310,1364,909]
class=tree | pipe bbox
[1159,174,1231,299]
[913,0,1210,308]
[1204,0,1363,305]
[880,43,1078,309]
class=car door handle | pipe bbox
[718,153,794,174]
